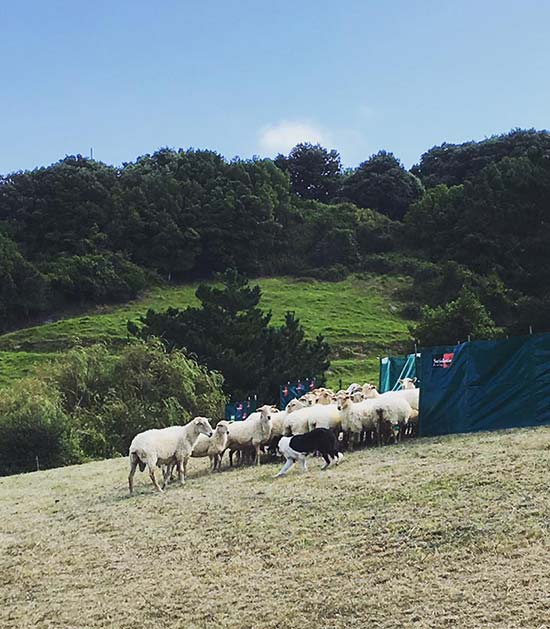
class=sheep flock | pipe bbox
[128,378,419,493]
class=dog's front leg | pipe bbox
[274,458,295,477]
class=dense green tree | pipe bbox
[0,155,117,260]
[340,151,423,220]
[412,288,502,346]
[405,155,550,297]
[129,270,330,402]
[45,253,147,305]
[406,261,515,327]
[510,292,550,336]
[0,232,48,330]
[412,128,550,187]
[113,149,290,277]
[275,143,343,201]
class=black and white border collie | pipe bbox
[275,428,343,477]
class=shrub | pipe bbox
[0,378,82,476]
[45,253,148,305]
[303,264,349,282]
[361,252,437,277]
[411,288,502,346]
[48,340,226,458]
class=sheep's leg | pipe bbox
[181,457,188,484]
[128,454,138,495]
[275,458,295,477]
[397,422,404,443]
[255,444,261,466]
[342,430,350,451]
[211,453,221,472]
[162,463,172,489]
[148,463,163,492]
[174,459,182,484]
[216,449,224,471]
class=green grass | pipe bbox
[0,273,414,389]
[0,351,61,388]
[326,357,380,390]
[1,426,549,628]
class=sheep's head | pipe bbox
[399,377,417,390]
[286,398,306,414]
[215,420,230,435]
[300,392,316,406]
[362,384,378,398]
[315,390,333,405]
[257,405,273,422]
[336,393,351,411]
[350,391,364,403]
[193,416,213,438]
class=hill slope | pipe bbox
[1,426,549,628]
[0,274,414,389]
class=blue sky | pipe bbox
[1,0,549,174]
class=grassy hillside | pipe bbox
[1,426,549,628]
[0,274,414,390]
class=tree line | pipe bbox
[1,128,550,345]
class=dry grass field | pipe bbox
[1,426,549,629]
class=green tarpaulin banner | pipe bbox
[379,353,421,393]
[419,333,550,437]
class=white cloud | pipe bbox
[258,120,327,155]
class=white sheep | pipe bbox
[337,392,412,447]
[282,405,311,436]
[285,398,307,413]
[406,408,420,437]
[298,392,318,406]
[225,405,272,466]
[372,395,413,443]
[283,403,342,436]
[363,384,419,411]
[191,420,230,472]
[128,416,213,494]
[336,393,381,447]
[314,389,335,405]
[270,409,286,439]
[306,403,342,433]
